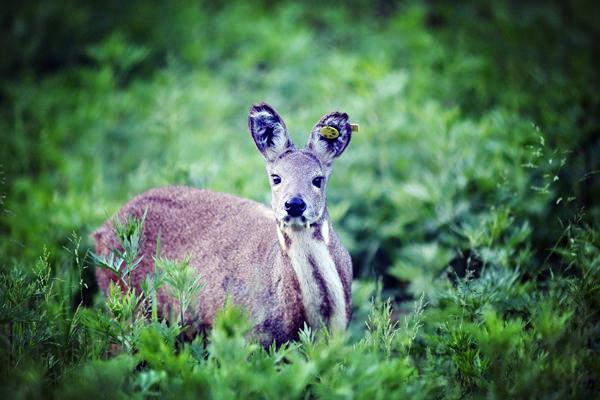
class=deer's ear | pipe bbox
[248,103,294,161]
[307,111,352,164]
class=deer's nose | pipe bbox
[284,197,306,217]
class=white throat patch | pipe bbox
[321,221,330,245]
[280,226,346,332]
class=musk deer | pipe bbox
[94,103,355,346]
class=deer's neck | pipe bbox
[277,213,347,331]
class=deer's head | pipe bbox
[248,103,353,229]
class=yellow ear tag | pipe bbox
[319,126,340,139]
[351,123,359,132]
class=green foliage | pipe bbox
[1,232,598,397]
[92,210,147,289]
[154,256,203,328]
[0,0,598,398]
[90,212,149,351]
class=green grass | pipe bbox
[1,0,598,398]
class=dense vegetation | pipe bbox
[1,1,598,398]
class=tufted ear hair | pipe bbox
[306,111,352,165]
[248,103,294,162]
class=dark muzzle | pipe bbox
[284,197,306,217]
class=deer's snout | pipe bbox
[284,197,306,217]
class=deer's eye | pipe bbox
[271,175,281,185]
[312,176,324,188]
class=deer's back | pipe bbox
[94,186,305,344]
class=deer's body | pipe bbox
[94,104,355,346]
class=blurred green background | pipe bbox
[0,0,599,397]
[1,0,597,292]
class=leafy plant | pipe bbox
[92,210,147,291]
[154,255,202,328]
